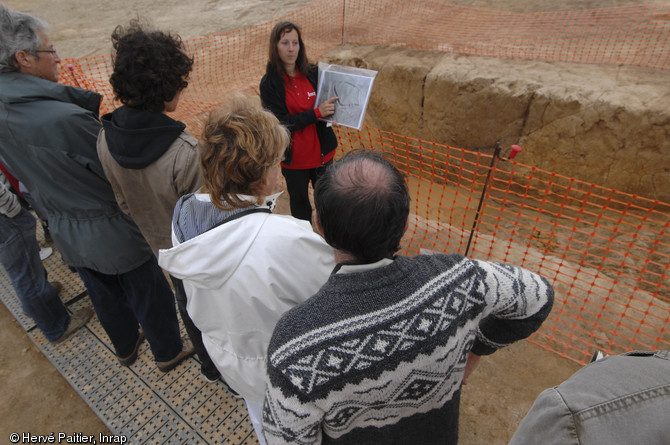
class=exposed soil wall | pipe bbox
[322,44,670,202]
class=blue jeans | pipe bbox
[0,208,69,341]
[76,258,182,362]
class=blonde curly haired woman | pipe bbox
[159,95,334,444]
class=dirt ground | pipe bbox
[0,0,655,443]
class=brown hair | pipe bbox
[267,21,310,80]
[199,95,289,210]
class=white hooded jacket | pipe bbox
[158,194,335,404]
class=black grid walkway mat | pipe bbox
[0,224,259,444]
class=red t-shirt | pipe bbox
[283,72,334,169]
[0,162,23,197]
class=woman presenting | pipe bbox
[260,21,338,222]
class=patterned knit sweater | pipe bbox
[262,254,554,445]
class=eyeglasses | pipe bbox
[35,49,58,55]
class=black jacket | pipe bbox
[259,63,337,165]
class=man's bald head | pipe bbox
[314,150,410,263]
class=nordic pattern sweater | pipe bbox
[262,254,554,444]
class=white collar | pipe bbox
[336,257,394,274]
[194,191,283,209]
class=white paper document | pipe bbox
[315,63,377,130]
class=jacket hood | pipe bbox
[158,192,284,289]
[100,106,185,169]
[0,72,101,115]
[159,210,274,290]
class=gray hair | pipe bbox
[0,5,49,73]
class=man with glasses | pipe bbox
[0,5,193,370]
[10,30,60,82]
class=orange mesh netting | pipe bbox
[343,0,670,69]
[57,0,670,364]
[338,127,670,364]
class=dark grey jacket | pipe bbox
[0,72,152,273]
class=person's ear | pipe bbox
[261,173,274,195]
[14,50,33,70]
[403,215,409,235]
[314,209,324,236]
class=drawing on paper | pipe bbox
[315,63,377,130]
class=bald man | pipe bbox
[262,149,555,445]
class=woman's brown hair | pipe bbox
[267,21,310,80]
[199,95,289,210]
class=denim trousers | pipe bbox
[75,257,182,362]
[0,208,69,341]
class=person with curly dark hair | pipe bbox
[95,21,229,379]
[98,21,195,250]
[106,22,192,114]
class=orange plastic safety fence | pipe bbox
[58,0,345,118]
[57,0,670,118]
[343,0,670,70]
[55,0,670,365]
[337,125,670,365]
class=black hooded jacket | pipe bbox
[100,106,186,169]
